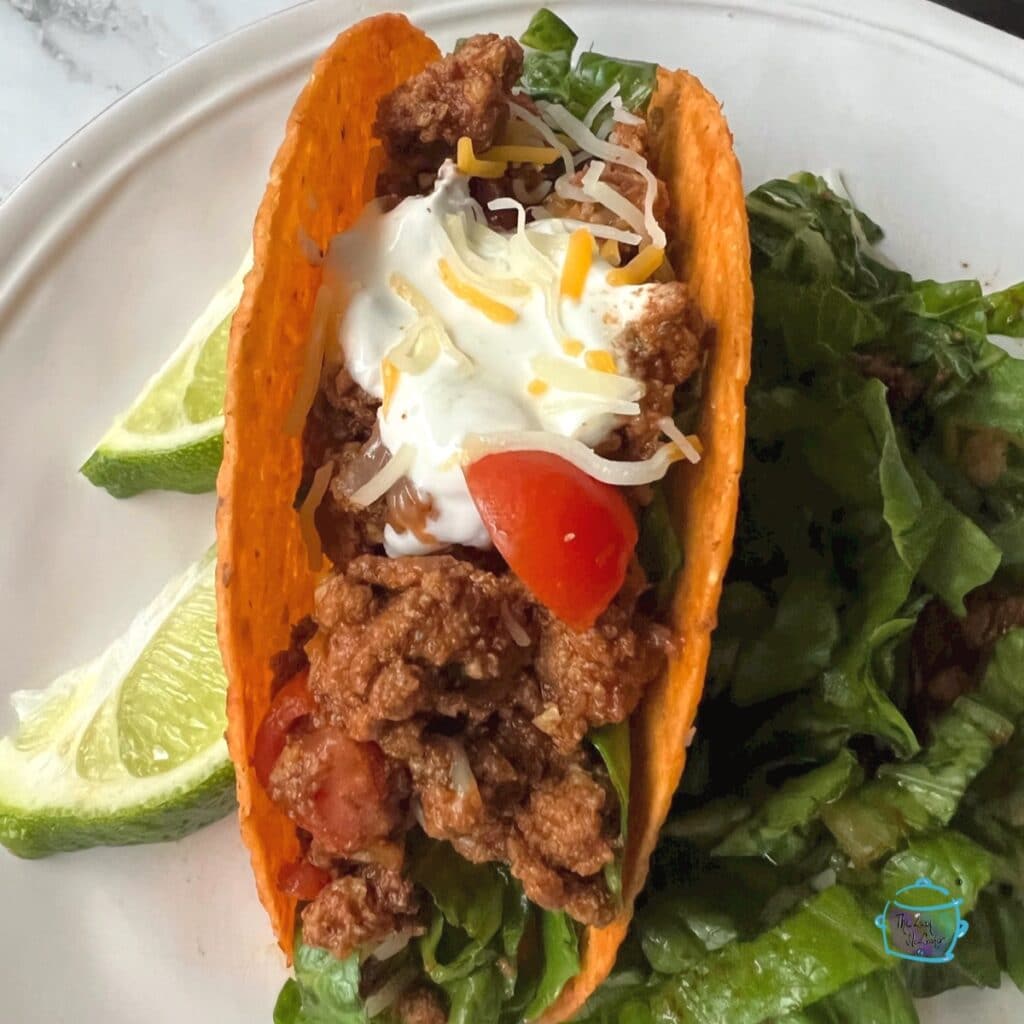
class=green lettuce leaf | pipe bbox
[591,720,631,897]
[272,939,373,1024]
[823,630,1024,866]
[517,8,656,120]
[774,969,919,1024]
[636,487,684,614]
[523,912,581,1020]
[712,750,862,864]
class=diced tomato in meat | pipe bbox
[285,728,400,855]
[277,858,332,901]
[253,670,316,789]
[464,451,638,630]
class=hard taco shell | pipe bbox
[216,13,752,1018]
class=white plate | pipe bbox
[0,1,1022,1021]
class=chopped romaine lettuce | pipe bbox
[517,8,656,121]
[591,719,631,896]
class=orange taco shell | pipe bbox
[216,13,752,1020]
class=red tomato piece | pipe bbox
[289,728,399,855]
[253,670,316,790]
[277,858,332,901]
[464,451,638,631]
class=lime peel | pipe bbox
[0,548,235,858]
[80,249,251,498]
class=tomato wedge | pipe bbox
[277,858,332,901]
[464,451,638,631]
[253,670,316,789]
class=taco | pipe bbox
[217,8,751,1022]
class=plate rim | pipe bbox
[1,0,1024,322]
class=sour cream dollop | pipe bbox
[326,163,656,556]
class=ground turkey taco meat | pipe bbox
[256,33,710,965]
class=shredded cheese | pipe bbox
[600,238,622,266]
[658,416,703,464]
[540,101,667,249]
[531,353,643,402]
[285,278,336,436]
[479,144,560,165]
[562,339,585,357]
[584,350,618,374]
[527,378,549,396]
[456,136,507,178]
[390,272,474,369]
[438,258,519,324]
[607,246,665,286]
[578,160,648,241]
[348,443,415,507]
[441,216,530,298]
[560,228,593,301]
[297,462,334,571]
[507,103,575,177]
[583,82,620,131]
[381,358,400,415]
[463,431,682,486]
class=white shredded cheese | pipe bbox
[463,431,682,486]
[538,100,667,249]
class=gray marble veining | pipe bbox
[1,0,293,198]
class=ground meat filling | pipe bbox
[265,36,712,965]
[375,34,523,188]
[911,584,1024,734]
[302,864,423,961]
[301,555,664,929]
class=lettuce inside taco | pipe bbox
[217,9,752,1021]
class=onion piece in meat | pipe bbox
[463,431,683,486]
[501,601,531,647]
[347,444,416,507]
[369,930,416,963]
[658,416,702,464]
[363,966,419,1018]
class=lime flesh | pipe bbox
[0,549,234,858]
[80,251,251,498]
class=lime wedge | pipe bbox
[80,250,252,497]
[0,548,234,858]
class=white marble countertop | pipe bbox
[0,0,302,200]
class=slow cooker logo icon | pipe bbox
[875,877,969,964]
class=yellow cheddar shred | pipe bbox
[527,378,550,396]
[561,339,585,358]
[381,358,400,415]
[560,229,594,301]
[600,238,622,267]
[438,258,519,324]
[478,144,560,165]
[456,136,507,179]
[607,246,665,286]
[584,350,618,374]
